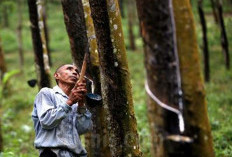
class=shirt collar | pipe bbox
[53,85,69,98]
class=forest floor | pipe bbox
[0,2,232,157]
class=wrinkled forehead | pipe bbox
[55,64,78,73]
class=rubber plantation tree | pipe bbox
[210,0,219,23]
[61,0,110,156]
[89,0,142,156]
[136,0,214,156]
[82,0,111,156]
[216,0,230,69]
[173,0,214,156]
[42,0,52,67]
[198,0,210,82]
[127,0,136,50]
[17,0,24,71]
[28,0,51,89]
[0,37,6,81]
[0,36,6,152]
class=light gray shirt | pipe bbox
[32,85,93,156]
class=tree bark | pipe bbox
[173,0,215,156]
[27,0,51,89]
[136,0,190,156]
[216,0,230,69]
[42,1,52,67]
[0,37,7,81]
[82,0,111,156]
[210,0,219,24]
[36,0,51,73]
[198,0,210,82]
[89,0,142,156]
[0,120,3,152]
[61,0,110,156]
[127,0,136,51]
[17,0,24,71]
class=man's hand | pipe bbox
[66,81,87,106]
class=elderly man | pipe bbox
[32,64,93,157]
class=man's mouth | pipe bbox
[70,76,77,80]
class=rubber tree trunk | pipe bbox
[127,0,136,51]
[0,37,7,81]
[173,0,215,156]
[210,0,219,24]
[136,0,190,156]
[61,0,110,156]
[0,120,3,152]
[82,0,111,156]
[28,0,51,89]
[0,36,6,152]
[17,0,24,72]
[36,0,51,72]
[198,0,210,82]
[89,0,142,156]
[216,0,230,70]
[42,1,52,67]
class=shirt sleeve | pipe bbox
[35,88,72,130]
[76,108,93,135]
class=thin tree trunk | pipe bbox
[198,0,210,82]
[0,36,6,152]
[0,37,7,81]
[210,0,219,24]
[216,0,230,69]
[36,0,51,72]
[17,0,24,71]
[127,0,136,51]
[89,0,142,156]
[82,0,111,156]
[173,0,215,156]
[42,1,52,67]
[136,0,190,156]
[28,0,51,89]
[0,120,3,152]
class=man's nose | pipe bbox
[72,70,78,76]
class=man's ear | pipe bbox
[54,72,59,79]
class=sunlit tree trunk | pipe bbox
[36,0,51,72]
[127,0,136,51]
[89,0,142,156]
[82,0,111,156]
[216,0,230,69]
[17,0,24,71]
[28,0,51,89]
[198,0,210,82]
[173,0,215,156]
[42,1,52,67]
[61,0,110,156]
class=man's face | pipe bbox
[54,64,79,85]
